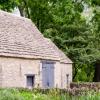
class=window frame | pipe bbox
[26,74,35,88]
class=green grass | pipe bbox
[20,91,33,100]
[0,88,100,100]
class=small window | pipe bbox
[26,75,35,88]
[66,74,69,85]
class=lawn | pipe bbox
[0,88,100,100]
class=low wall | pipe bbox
[70,82,100,90]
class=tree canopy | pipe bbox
[0,0,100,82]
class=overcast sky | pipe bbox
[13,8,21,16]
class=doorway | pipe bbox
[42,62,54,88]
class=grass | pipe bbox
[0,88,100,100]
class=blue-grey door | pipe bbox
[42,62,54,88]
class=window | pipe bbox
[66,74,69,86]
[26,75,35,88]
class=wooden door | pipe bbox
[42,62,54,88]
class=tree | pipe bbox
[0,0,100,82]
[90,0,100,81]
[43,0,96,81]
[0,0,16,11]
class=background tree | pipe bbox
[90,0,100,81]
[0,0,100,82]
[0,0,16,11]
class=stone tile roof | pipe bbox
[0,10,72,64]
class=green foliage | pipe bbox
[0,88,24,100]
[0,0,100,82]
[0,0,16,11]
[28,0,100,82]
[1,88,100,100]
[20,91,33,100]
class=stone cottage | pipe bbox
[0,10,72,89]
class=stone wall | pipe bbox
[0,64,3,86]
[61,63,72,89]
[0,57,72,89]
[70,82,100,90]
[0,57,39,88]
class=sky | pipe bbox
[13,7,20,16]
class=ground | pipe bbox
[0,88,100,100]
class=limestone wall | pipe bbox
[0,57,72,89]
[54,62,72,88]
[0,57,40,88]
[60,63,72,89]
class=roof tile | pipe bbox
[0,10,72,63]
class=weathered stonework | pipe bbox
[0,10,72,89]
[0,57,39,88]
[0,57,72,89]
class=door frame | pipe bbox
[41,60,55,88]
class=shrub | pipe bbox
[0,88,24,100]
[0,88,100,100]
